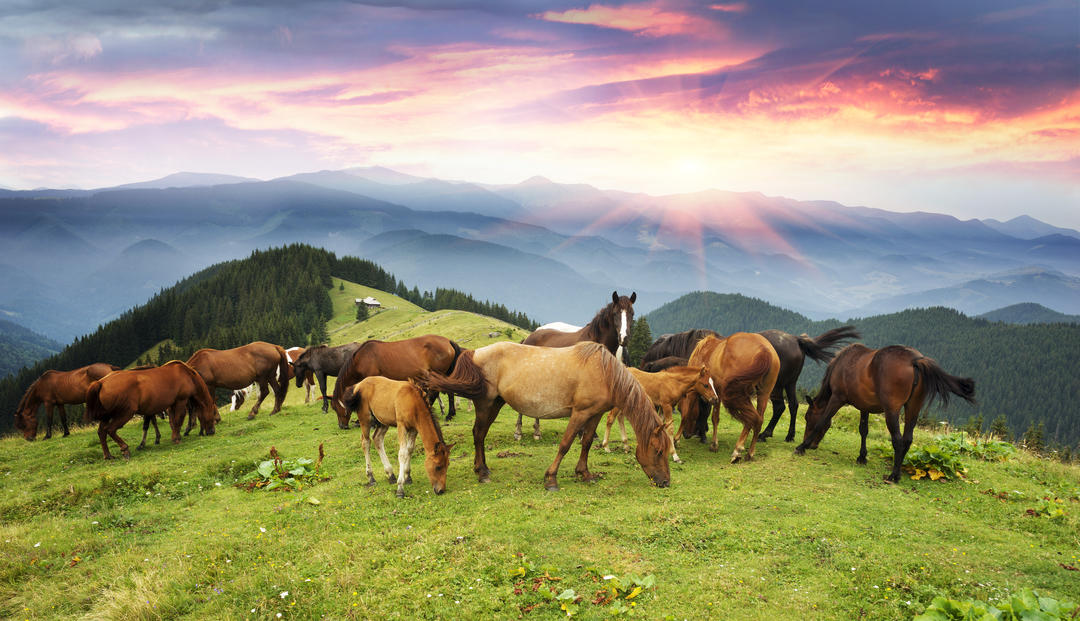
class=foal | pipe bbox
[602,365,719,463]
[342,377,454,498]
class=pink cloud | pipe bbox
[535,3,716,37]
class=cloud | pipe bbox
[535,2,717,37]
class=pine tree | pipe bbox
[356,303,369,322]
[626,317,653,367]
[1023,421,1045,454]
[989,414,1011,441]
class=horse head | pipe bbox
[802,393,827,448]
[690,365,720,406]
[292,351,315,388]
[14,406,37,441]
[635,424,671,488]
[425,441,456,495]
[609,290,637,349]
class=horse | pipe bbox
[758,326,860,442]
[639,329,718,442]
[795,344,976,483]
[342,377,455,498]
[422,341,671,490]
[516,290,637,440]
[678,333,780,463]
[84,361,219,460]
[232,346,317,411]
[290,342,360,413]
[640,356,688,373]
[330,335,461,424]
[186,341,290,420]
[13,363,121,440]
[602,365,719,463]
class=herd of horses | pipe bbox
[12,289,976,493]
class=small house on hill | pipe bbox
[355,297,381,309]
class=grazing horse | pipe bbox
[343,377,455,498]
[84,361,219,460]
[290,342,360,413]
[795,344,976,483]
[231,346,317,411]
[516,290,637,440]
[679,333,780,463]
[423,341,671,490]
[186,341,290,420]
[758,326,860,442]
[602,365,719,463]
[331,335,462,424]
[640,329,718,442]
[14,363,121,440]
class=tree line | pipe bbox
[646,291,1080,450]
[1,244,535,435]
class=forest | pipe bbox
[0,320,61,379]
[646,291,1080,449]
[0,244,535,434]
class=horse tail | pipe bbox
[798,326,861,364]
[276,347,289,386]
[912,357,976,409]
[446,339,463,375]
[720,349,773,425]
[343,383,364,415]
[421,350,486,400]
[85,380,109,422]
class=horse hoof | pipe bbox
[122,451,131,459]
[62,432,70,437]
[513,433,521,441]
[478,476,491,484]
[404,475,413,485]
[396,490,405,499]
[545,484,560,492]
[793,447,806,456]
[884,476,898,484]
[44,435,52,440]
[246,414,256,420]
[784,435,795,443]
[137,444,146,451]
[602,445,611,453]
[856,457,868,465]
[388,474,397,484]
[533,434,542,441]
[709,444,719,453]
[103,455,114,460]
[365,477,376,487]
[730,453,742,464]
[672,456,682,464]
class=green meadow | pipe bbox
[1,283,1077,620]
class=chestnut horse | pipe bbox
[602,365,719,463]
[85,361,219,460]
[343,377,454,498]
[14,363,121,440]
[231,346,315,411]
[795,344,975,483]
[423,341,671,490]
[516,290,637,440]
[186,341,290,420]
[679,333,780,463]
[330,335,461,424]
[758,326,860,442]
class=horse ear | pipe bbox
[446,442,457,452]
[630,291,636,303]
[612,290,619,303]
[698,365,707,376]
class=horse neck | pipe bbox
[607,360,661,440]
[407,394,443,452]
[665,367,701,394]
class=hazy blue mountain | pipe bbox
[0,318,62,378]
[983,215,1080,240]
[977,302,1080,325]
[106,172,260,190]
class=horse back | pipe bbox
[522,328,583,348]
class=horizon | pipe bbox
[1,1,1077,227]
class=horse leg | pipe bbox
[514,412,523,441]
[473,399,502,483]
[544,412,586,491]
[784,384,799,442]
[139,415,151,450]
[44,403,54,439]
[709,402,721,452]
[269,373,286,415]
[248,380,270,420]
[318,373,330,413]
[662,405,680,463]
[168,399,187,444]
[760,391,784,441]
[602,408,617,452]
[731,424,751,464]
[396,429,416,498]
[695,397,710,443]
[742,386,770,461]
[573,412,605,483]
[619,411,630,453]
[533,417,541,441]
[58,404,70,437]
[446,394,456,421]
[404,429,417,484]
[883,410,904,483]
[98,422,113,460]
[856,411,870,465]
[374,426,395,484]
[360,422,376,486]
[304,377,312,404]
[108,419,132,459]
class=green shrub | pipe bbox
[914,588,1078,620]
[903,441,967,481]
[936,433,1016,462]
[238,445,330,491]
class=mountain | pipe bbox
[105,172,260,190]
[983,215,1080,240]
[0,319,62,378]
[978,303,1080,325]
[645,292,1080,447]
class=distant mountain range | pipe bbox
[977,302,1080,325]
[1,167,1077,343]
[0,319,61,378]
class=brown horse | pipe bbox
[330,335,461,425]
[516,290,637,440]
[231,346,314,411]
[186,341,290,420]
[13,363,121,440]
[795,344,976,483]
[679,333,780,463]
[85,361,219,460]
[342,377,455,498]
[602,365,719,463]
[423,341,671,490]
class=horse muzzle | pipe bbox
[433,486,446,495]
[652,476,670,488]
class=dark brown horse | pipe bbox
[640,329,718,443]
[795,344,975,483]
[290,342,361,413]
[758,326,860,442]
[640,356,688,373]
[423,341,671,490]
[85,361,219,460]
[13,363,121,440]
[186,341,290,420]
[679,333,780,462]
[330,335,462,425]
[516,290,637,440]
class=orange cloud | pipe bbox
[536,3,715,37]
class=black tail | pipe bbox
[797,326,861,364]
[913,357,976,409]
[422,350,486,400]
[446,340,463,375]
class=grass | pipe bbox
[2,390,1077,620]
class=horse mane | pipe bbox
[573,343,665,447]
[580,302,615,340]
[15,375,44,415]
[688,334,725,365]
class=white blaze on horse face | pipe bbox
[619,311,628,344]
[708,377,719,401]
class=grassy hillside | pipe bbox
[1,393,1077,620]
[645,292,1080,449]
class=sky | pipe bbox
[1,0,1077,227]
